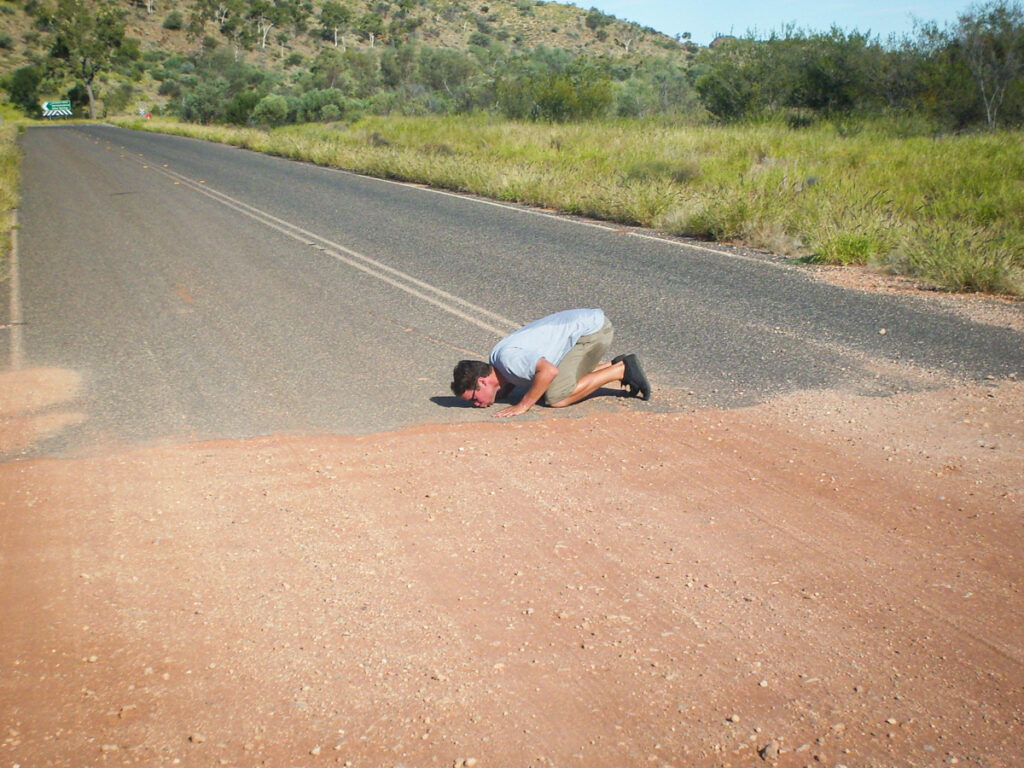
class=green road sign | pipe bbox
[42,100,73,117]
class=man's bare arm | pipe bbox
[494,358,558,417]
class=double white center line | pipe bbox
[127,152,521,339]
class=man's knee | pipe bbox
[543,380,575,406]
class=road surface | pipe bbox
[3,124,1021,457]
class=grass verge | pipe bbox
[0,119,22,282]
[100,114,1024,298]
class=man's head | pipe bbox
[451,360,500,407]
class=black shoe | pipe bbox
[619,354,651,401]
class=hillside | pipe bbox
[0,0,695,112]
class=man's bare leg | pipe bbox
[548,361,626,408]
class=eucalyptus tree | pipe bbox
[956,0,1024,127]
[48,0,126,119]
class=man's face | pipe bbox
[461,376,500,408]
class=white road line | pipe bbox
[320,163,792,268]
[122,152,521,338]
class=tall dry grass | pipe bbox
[0,121,21,277]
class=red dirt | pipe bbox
[1,362,1022,767]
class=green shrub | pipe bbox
[253,94,289,126]
[225,91,262,125]
[157,80,182,98]
[162,10,184,30]
[104,83,135,114]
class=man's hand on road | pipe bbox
[493,402,532,418]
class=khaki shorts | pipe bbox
[542,319,614,405]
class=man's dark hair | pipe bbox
[451,360,492,396]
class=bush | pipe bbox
[180,80,228,124]
[4,65,43,116]
[253,94,289,126]
[163,10,184,30]
[499,67,612,121]
[296,88,356,122]
[157,79,182,98]
[225,91,262,125]
[104,83,135,114]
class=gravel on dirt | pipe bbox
[2,359,1021,767]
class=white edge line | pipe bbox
[317,164,791,268]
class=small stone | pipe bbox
[189,733,206,744]
[727,714,740,723]
[310,745,321,756]
[759,741,780,762]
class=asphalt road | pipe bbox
[4,124,1022,457]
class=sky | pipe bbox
[583,0,969,46]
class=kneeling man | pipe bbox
[451,308,650,418]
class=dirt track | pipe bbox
[1,359,1022,767]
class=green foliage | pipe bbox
[954,0,1024,128]
[691,38,766,121]
[584,8,613,32]
[3,66,43,117]
[692,29,895,120]
[252,93,289,125]
[103,82,135,114]
[157,79,182,98]
[892,220,1023,293]
[318,0,352,44]
[0,122,19,265]
[9,0,1018,137]
[497,53,613,121]
[691,5,1024,128]
[180,79,228,123]
[163,10,184,30]
[48,0,126,118]
[295,88,358,122]
[356,11,385,44]
[224,90,262,124]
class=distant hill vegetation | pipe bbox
[1,0,1022,130]
[0,0,694,117]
